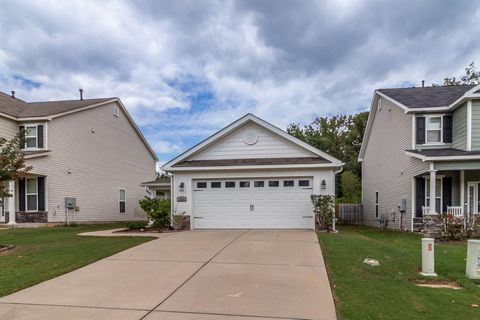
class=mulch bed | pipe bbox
[0,244,15,253]
[113,227,186,234]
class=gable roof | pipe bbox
[377,85,475,109]
[162,113,343,171]
[0,91,158,161]
[0,91,114,119]
[359,84,480,161]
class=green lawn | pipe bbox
[0,224,154,297]
[318,225,480,320]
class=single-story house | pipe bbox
[162,114,343,229]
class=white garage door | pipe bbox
[193,177,314,229]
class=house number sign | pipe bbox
[177,196,187,202]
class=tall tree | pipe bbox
[435,61,480,86]
[287,112,368,177]
[0,131,31,202]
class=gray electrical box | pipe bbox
[65,197,76,209]
[399,199,407,212]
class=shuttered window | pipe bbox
[20,124,44,149]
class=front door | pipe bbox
[467,182,480,215]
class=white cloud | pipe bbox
[1,0,480,161]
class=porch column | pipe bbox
[460,170,465,215]
[7,180,16,225]
[430,169,437,214]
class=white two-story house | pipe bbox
[0,91,158,224]
[360,84,480,231]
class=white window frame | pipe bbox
[425,115,443,145]
[425,176,443,213]
[24,125,38,150]
[26,177,38,212]
[375,191,379,218]
[118,188,126,213]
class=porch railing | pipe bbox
[447,206,464,217]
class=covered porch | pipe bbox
[414,165,480,223]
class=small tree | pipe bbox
[340,170,361,203]
[0,131,31,205]
[138,197,171,229]
[311,194,335,230]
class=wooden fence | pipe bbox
[337,203,363,225]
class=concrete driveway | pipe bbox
[0,230,336,320]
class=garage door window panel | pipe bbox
[284,180,295,187]
[269,181,279,187]
[254,181,265,187]
[211,182,221,188]
[240,181,250,188]
[196,182,207,189]
[225,182,236,188]
[298,180,310,187]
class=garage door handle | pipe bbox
[194,189,204,192]
[194,217,204,219]
[302,216,313,218]
[303,187,313,190]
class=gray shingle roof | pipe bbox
[407,148,480,157]
[0,91,114,118]
[378,85,475,109]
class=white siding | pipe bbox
[26,102,156,222]
[0,116,18,140]
[362,97,430,230]
[191,123,317,160]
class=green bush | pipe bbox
[311,194,335,230]
[125,221,148,230]
[138,197,171,228]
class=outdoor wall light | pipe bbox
[321,179,327,190]
[179,182,185,192]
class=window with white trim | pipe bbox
[426,178,442,213]
[119,189,126,213]
[426,116,442,144]
[26,178,38,211]
[375,191,379,218]
[25,126,38,149]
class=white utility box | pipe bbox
[420,238,437,277]
[466,239,480,279]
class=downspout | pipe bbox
[170,173,174,227]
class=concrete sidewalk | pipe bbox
[0,230,336,320]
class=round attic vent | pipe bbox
[243,131,258,145]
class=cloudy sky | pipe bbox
[1,0,479,167]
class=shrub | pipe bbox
[138,197,171,228]
[125,221,148,230]
[311,194,335,230]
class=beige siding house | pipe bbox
[163,114,342,230]
[0,91,158,224]
[360,84,480,231]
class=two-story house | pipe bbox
[359,84,480,231]
[0,91,158,224]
